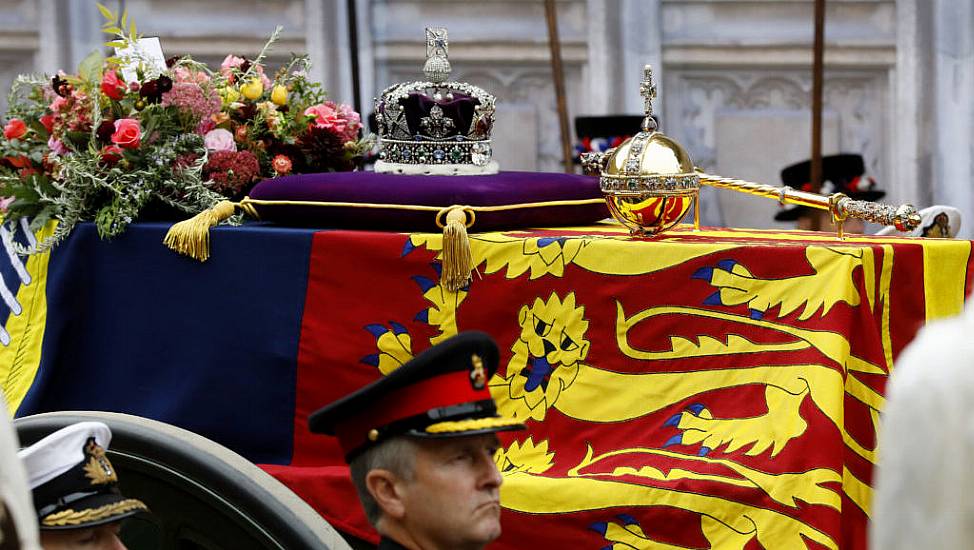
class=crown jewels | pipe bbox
[374,27,498,175]
[597,65,700,235]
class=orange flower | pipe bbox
[272,154,292,175]
[234,126,249,143]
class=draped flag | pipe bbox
[6,222,972,549]
[0,219,54,413]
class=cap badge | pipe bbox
[470,354,486,390]
[82,438,117,486]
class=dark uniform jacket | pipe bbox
[377,536,411,550]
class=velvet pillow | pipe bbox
[243,170,608,231]
[165,170,608,290]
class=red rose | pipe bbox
[111,118,141,149]
[3,118,27,140]
[100,145,124,164]
[2,155,31,169]
[39,114,55,134]
[101,70,126,101]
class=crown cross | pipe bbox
[420,104,455,138]
[639,65,657,116]
[639,65,658,132]
[424,27,451,85]
[426,27,448,58]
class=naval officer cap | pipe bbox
[309,331,525,461]
[17,422,148,530]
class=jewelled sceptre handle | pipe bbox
[695,172,921,237]
[832,195,920,231]
[581,153,922,236]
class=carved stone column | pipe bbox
[931,0,974,237]
[305,0,360,106]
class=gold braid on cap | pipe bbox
[41,499,148,527]
[82,440,118,485]
[424,416,523,434]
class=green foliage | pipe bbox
[78,50,104,84]
[98,3,139,48]
[0,16,370,254]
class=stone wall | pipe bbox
[1,0,969,234]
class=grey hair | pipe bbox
[349,436,418,526]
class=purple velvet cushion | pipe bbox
[247,171,608,231]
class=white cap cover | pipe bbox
[17,422,112,490]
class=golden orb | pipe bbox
[599,65,699,235]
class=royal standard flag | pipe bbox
[6,222,972,549]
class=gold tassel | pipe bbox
[440,206,474,292]
[163,200,238,262]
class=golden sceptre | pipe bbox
[585,65,921,238]
[693,173,920,238]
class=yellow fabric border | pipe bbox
[879,245,895,373]
[1,222,56,415]
[921,239,971,322]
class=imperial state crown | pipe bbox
[374,27,498,175]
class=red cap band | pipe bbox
[335,370,491,455]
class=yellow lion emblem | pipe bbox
[491,292,590,421]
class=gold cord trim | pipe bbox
[237,197,605,213]
[425,416,523,434]
[235,197,604,287]
[163,200,238,262]
[237,200,260,219]
[438,207,474,291]
[41,499,148,527]
[163,196,606,266]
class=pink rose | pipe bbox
[3,118,27,140]
[305,103,343,130]
[335,103,362,139]
[100,69,125,100]
[111,118,141,149]
[0,196,13,213]
[221,55,245,71]
[47,136,68,155]
[304,102,361,141]
[220,55,245,81]
[204,128,236,153]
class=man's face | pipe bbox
[40,521,126,550]
[399,433,504,550]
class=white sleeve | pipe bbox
[870,309,974,549]
[0,391,41,550]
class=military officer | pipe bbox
[309,331,525,550]
[17,422,148,550]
